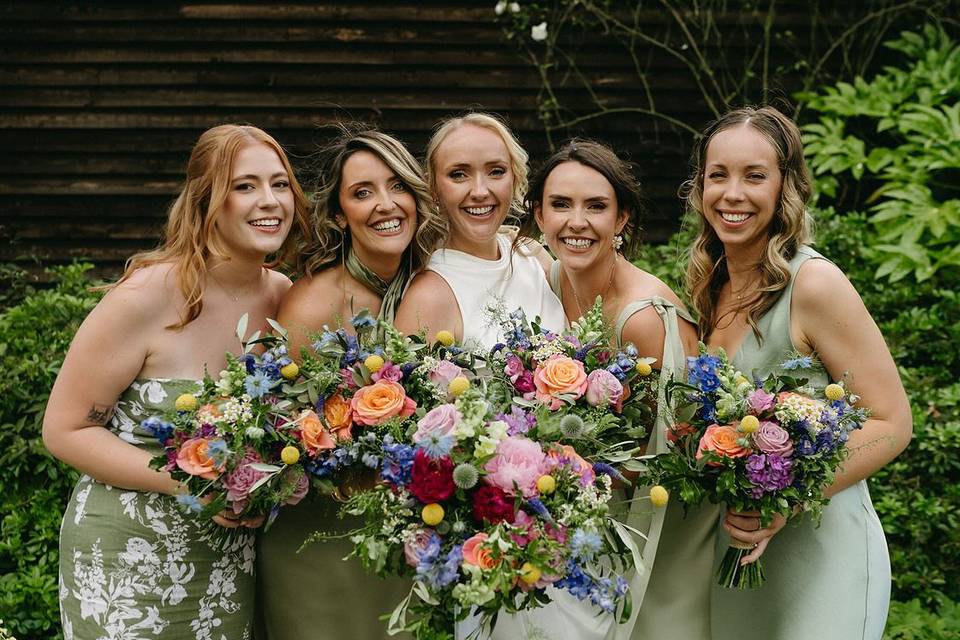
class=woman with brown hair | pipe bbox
[44,124,310,638]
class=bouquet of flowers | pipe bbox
[147,315,312,527]
[644,347,868,589]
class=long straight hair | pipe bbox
[106,124,311,328]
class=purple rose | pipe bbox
[404,529,437,568]
[748,388,776,413]
[414,404,461,443]
[584,369,624,409]
[372,362,403,382]
[753,420,794,456]
[225,449,268,513]
[504,355,525,381]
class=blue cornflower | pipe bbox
[526,497,554,523]
[142,416,174,444]
[570,528,602,562]
[416,433,455,459]
[781,356,814,370]
[176,494,204,514]
[244,370,277,398]
[380,442,415,486]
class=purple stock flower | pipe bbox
[744,453,794,497]
[497,405,537,436]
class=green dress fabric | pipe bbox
[254,255,413,640]
[59,378,256,640]
[711,246,891,640]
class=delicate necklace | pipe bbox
[569,254,618,319]
[209,267,262,303]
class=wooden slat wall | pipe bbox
[0,1,903,279]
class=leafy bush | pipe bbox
[0,264,99,639]
[885,598,960,640]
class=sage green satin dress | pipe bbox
[59,379,256,640]
[711,246,891,640]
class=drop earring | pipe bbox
[612,234,624,251]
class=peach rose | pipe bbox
[299,409,335,456]
[696,424,751,466]
[350,380,417,426]
[323,393,353,441]
[534,355,588,410]
[176,437,223,480]
[462,533,501,570]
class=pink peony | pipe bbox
[584,369,624,409]
[225,449,268,514]
[484,436,548,498]
[413,404,461,444]
[429,360,463,388]
[752,421,794,457]
[748,388,776,413]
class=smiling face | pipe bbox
[215,143,295,261]
[432,124,514,256]
[535,161,627,272]
[337,149,417,275]
[702,124,783,254]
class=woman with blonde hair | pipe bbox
[45,124,310,637]
[256,126,443,639]
[684,106,910,639]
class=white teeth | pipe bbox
[465,206,494,216]
[720,211,750,223]
[249,218,280,227]
[372,219,401,231]
[562,238,593,248]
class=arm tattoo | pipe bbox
[85,403,116,426]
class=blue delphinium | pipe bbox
[380,440,415,486]
[688,353,722,392]
[142,416,174,444]
[816,428,836,453]
[416,539,462,589]
[795,434,817,457]
[351,312,376,330]
[176,494,204,514]
[556,559,594,599]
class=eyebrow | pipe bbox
[231,172,288,181]
[547,193,611,202]
[346,175,400,190]
[707,162,771,170]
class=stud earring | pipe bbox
[612,234,624,251]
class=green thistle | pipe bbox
[560,414,586,439]
[453,463,480,489]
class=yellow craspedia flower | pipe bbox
[448,376,470,397]
[825,383,845,402]
[174,393,198,412]
[520,562,542,585]
[536,474,557,495]
[281,445,300,465]
[436,330,455,347]
[635,361,653,376]
[739,415,760,434]
[364,354,385,373]
[650,485,669,508]
[422,503,444,526]
[280,362,300,380]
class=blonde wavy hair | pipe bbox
[296,125,442,275]
[107,124,311,329]
[683,106,814,341]
[424,111,531,251]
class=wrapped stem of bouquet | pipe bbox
[644,347,868,589]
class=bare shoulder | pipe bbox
[100,263,179,323]
[395,269,460,337]
[278,270,340,330]
[792,257,861,318]
[265,268,293,296]
[623,266,688,310]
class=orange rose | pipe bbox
[298,409,335,456]
[462,533,501,570]
[176,437,223,480]
[534,355,588,410]
[350,380,417,426]
[696,424,750,466]
[323,393,354,441]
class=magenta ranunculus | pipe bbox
[225,449,268,513]
[584,369,624,408]
[752,421,794,456]
[413,404,461,443]
[514,370,536,395]
[504,355,525,381]
[748,388,776,413]
[429,360,463,388]
[372,362,403,383]
[404,529,436,568]
[484,436,548,498]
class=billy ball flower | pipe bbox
[280,362,300,380]
[364,354,385,373]
[649,485,669,508]
[448,376,470,397]
[281,445,300,465]
[422,503,444,526]
[436,330,455,347]
[174,393,198,412]
[825,383,845,401]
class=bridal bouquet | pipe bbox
[147,316,312,527]
[643,347,868,588]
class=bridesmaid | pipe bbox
[683,106,911,640]
[529,139,715,640]
[394,112,567,639]
[256,127,443,639]
[44,124,310,638]
[394,112,565,348]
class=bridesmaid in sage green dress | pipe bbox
[44,124,311,639]
[682,106,912,640]
[531,140,717,640]
[256,127,444,640]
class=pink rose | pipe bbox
[752,421,794,457]
[504,356,525,382]
[748,388,776,413]
[429,360,463,388]
[484,436,548,498]
[339,368,359,390]
[372,362,403,383]
[534,355,588,410]
[225,449,268,514]
[284,469,310,506]
[584,369,624,409]
[413,404,461,444]
[404,529,436,568]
